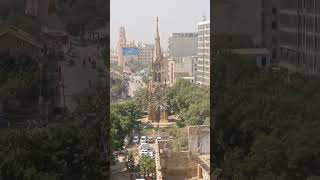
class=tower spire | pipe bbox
[154,17,161,62]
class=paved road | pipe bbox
[59,37,106,112]
[128,75,145,97]
[110,155,130,180]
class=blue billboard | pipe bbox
[123,47,139,56]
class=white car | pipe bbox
[156,136,162,142]
[132,136,139,144]
[140,136,147,144]
[147,137,154,143]
[139,149,149,156]
[149,151,155,158]
[140,143,151,151]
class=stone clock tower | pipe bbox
[148,17,169,123]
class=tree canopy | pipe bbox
[213,51,320,179]
[110,100,142,150]
[138,155,156,178]
[168,79,210,125]
[0,126,108,180]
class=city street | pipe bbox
[128,75,145,97]
[59,37,107,112]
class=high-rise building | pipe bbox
[277,0,320,75]
[137,43,154,65]
[196,19,210,85]
[168,33,198,57]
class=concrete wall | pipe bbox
[168,35,198,57]
[188,126,210,156]
[213,0,263,47]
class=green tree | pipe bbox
[0,127,108,180]
[212,50,320,179]
[138,155,156,178]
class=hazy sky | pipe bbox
[110,0,210,50]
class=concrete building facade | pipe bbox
[196,19,210,86]
[168,33,198,57]
[277,0,320,75]
[168,56,196,86]
[155,125,210,180]
[137,42,154,65]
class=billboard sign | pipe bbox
[123,47,139,56]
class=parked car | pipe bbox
[140,143,151,151]
[147,137,154,143]
[139,149,149,156]
[132,136,139,144]
[149,151,154,158]
[140,136,147,144]
[156,136,162,142]
[169,136,173,140]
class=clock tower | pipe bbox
[148,17,169,123]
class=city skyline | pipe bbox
[110,0,210,50]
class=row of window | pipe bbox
[280,47,320,72]
[280,13,320,32]
[198,36,210,41]
[280,0,320,11]
[198,24,210,30]
[280,30,320,50]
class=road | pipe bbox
[110,155,130,180]
[128,75,145,97]
[59,37,107,112]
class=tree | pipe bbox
[148,87,169,129]
[138,155,156,178]
[110,100,142,150]
[0,126,108,180]
[212,50,320,179]
[168,79,209,125]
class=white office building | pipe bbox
[195,19,210,86]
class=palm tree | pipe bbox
[148,85,169,129]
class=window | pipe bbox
[272,6,277,15]
[261,57,267,67]
[272,49,277,59]
[272,21,277,30]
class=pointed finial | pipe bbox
[156,16,158,23]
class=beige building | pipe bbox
[155,125,210,180]
[137,42,154,65]
[0,26,43,60]
[168,56,196,86]
[168,33,198,57]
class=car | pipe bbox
[140,143,151,151]
[139,142,148,148]
[148,151,154,158]
[169,136,173,140]
[132,136,139,144]
[140,136,147,144]
[147,137,154,143]
[139,149,149,156]
[156,136,162,142]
